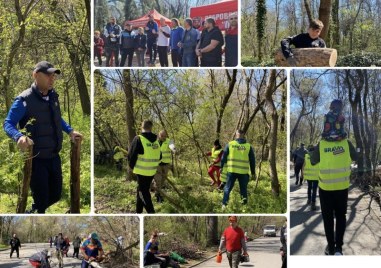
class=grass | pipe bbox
[94,163,287,214]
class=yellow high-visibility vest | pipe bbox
[133,135,160,176]
[211,147,222,167]
[304,154,319,181]
[220,168,227,183]
[226,140,251,175]
[319,139,352,191]
[160,138,171,164]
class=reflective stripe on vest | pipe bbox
[318,139,352,191]
[226,140,251,175]
[133,135,160,176]
[211,147,222,167]
[304,154,318,181]
[160,138,171,164]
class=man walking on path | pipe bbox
[310,99,358,255]
[9,234,21,259]
[3,61,83,213]
[128,120,161,213]
[293,143,307,185]
[218,216,248,268]
[303,145,319,210]
[221,130,255,208]
[153,130,176,203]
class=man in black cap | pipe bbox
[3,61,83,213]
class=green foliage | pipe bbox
[337,52,381,67]
[241,56,276,67]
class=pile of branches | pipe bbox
[167,240,205,260]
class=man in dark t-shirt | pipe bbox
[196,18,224,67]
[281,19,326,66]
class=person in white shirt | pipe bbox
[157,18,171,67]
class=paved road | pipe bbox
[192,237,282,268]
[290,168,381,255]
[0,243,82,267]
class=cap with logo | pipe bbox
[34,61,61,75]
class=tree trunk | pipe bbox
[275,48,337,67]
[123,70,137,181]
[318,0,332,40]
[16,145,33,213]
[215,70,237,139]
[331,0,340,47]
[304,0,313,23]
[206,216,219,246]
[70,138,82,213]
[67,50,91,115]
[265,70,281,196]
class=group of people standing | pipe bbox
[127,120,256,214]
[292,99,358,255]
[94,13,238,67]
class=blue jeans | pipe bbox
[222,172,249,205]
[182,52,196,67]
[307,180,318,202]
[81,260,89,268]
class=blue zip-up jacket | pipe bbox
[3,91,72,142]
[220,138,255,175]
[170,26,184,50]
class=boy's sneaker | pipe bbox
[324,245,334,255]
[334,247,343,255]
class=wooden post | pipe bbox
[70,137,81,213]
[16,145,33,213]
[275,48,338,67]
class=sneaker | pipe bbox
[334,247,343,255]
[307,199,311,205]
[324,245,334,255]
[218,183,225,191]
[311,202,316,211]
[222,204,227,210]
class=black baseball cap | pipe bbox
[34,61,61,75]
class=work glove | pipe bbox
[286,56,297,67]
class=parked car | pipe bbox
[263,225,277,237]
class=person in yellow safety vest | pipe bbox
[113,145,128,171]
[220,130,255,208]
[128,120,161,214]
[153,130,176,203]
[302,145,319,210]
[309,99,358,255]
[206,139,224,187]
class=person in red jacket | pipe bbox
[218,216,248,268]
[94,30,104,66]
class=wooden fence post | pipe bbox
[16,145,33,213]
[70,137,81,213]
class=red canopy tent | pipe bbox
[190,0,238,31]
[126,9,172,28]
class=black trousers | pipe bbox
[171,49,182,67]
[147,41,157,63]
[294,162,303,183]
[319,188,348,251]
[120,48,134,67]
[200,58,222,67]
[95,51,102,66]
[30,156,62,213]
[10,247,19,258]
[73,247,79,258]
[136,174,155,213]
[158,46,169,67]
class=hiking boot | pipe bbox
[218,183,225,191]
[307,199,311,205]
[311,202,317,211]
[324,245,334,255]
[334,247,343,255]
